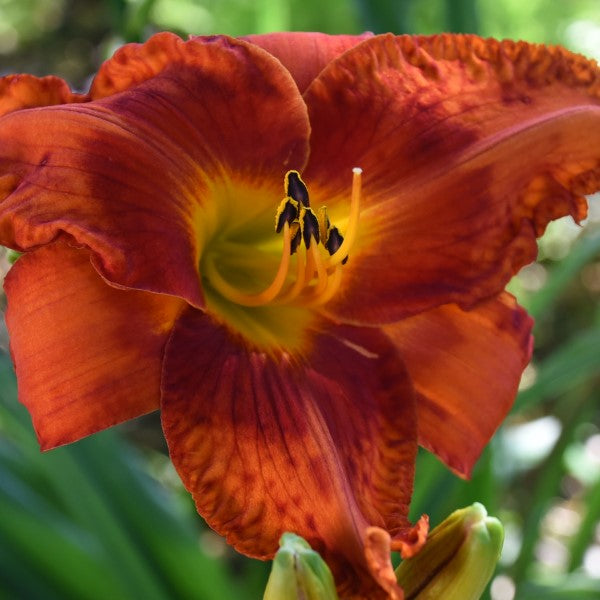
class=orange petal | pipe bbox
[385,293,533,477]
[161,311,420,597]
[4,242,183,450]
[241,32,373,93]
[0,74,87,117]
[303,34,600,323]
[0,33,310,303]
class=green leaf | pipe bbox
[514,327,600,412]
[0,351,246,599]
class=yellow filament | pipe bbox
[308,243,328,297]
[303,243,316,284]
[206,223,292,307]
[305,265,343,307]
[327,167,362,267]
[276,247,307,304]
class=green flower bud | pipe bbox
[395,503,504,600]
[264,533,340,600]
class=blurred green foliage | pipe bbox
[1,0,600,87]
[0,351,270,599]
[1,1,600,599]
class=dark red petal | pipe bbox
[303,33,600,323]
[0,33,310,303]
[385,293,533,477]
[241,32,373,93]
[4,242,184,450]
[161,310,422,597]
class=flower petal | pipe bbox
[0,74,87,117]
[303,33,600,323]
[0,33,310,303]
[385,293,533,477]
[241,32,373,93]
[4,242,183,450]
[161,310,422,597]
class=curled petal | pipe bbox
[4,242,184,449]
[364,528,404,600]
[0,33,310,302]
[363,519,429,600]
[161,311,421,597]
[90,32,309,185]
[0,74,87,117]
[242,32,373,93]
[385,293,533,477]
[304,33,600,323]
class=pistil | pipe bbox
[326,167,362,268]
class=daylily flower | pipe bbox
[1,31,600,598]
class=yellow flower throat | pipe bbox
[205,168,362,310]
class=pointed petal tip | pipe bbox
[386,293,533,477]
[391,514,430,559]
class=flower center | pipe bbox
[204,167,362,309]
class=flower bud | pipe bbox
[264,533,339,600]
[395,503,503,600]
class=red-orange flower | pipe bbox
[1,32,600,598]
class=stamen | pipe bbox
[300,206,320,247]
[307,243,328,297]
[289,222,302,254]
[303,244,316,286]
[324,226,348,265]
[275,249,306,304]
[305,265,343,307]
[327,167,362,267]
[208,168,361,310]
[275,197,298,233]
[317,206,330,243]
[285,170,310,207]
[206,222,292,307]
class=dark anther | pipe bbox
[325,226,348,264]
[290,228,303,254]
[286,171,310,207]
[275,198,299,233]
[301,208,320,248]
